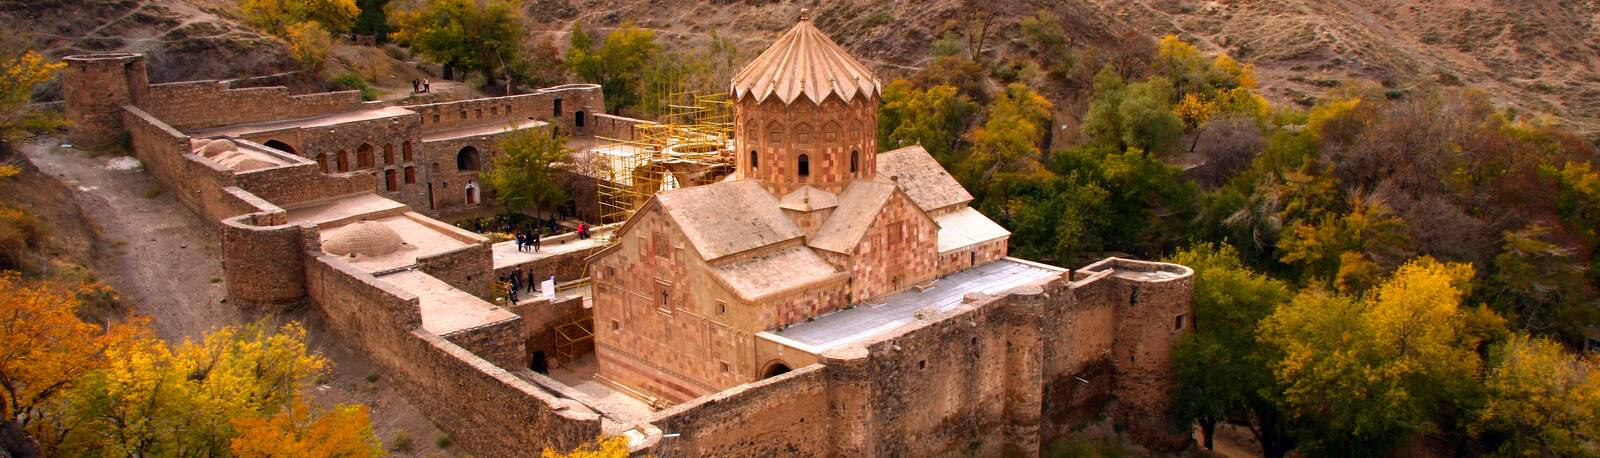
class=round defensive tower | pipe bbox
[730,9,882,196]
[62,53,148,146]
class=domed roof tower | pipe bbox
[731,9,882,196]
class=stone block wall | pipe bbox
[589,113,654,140]
[305,254,602,457]
[937,237,1009,276]
[441,316,527,370]
[141,81,364,131]
[649,364,833,458]
[416,239,494,300]
[513,295,592,371]
[231,159,376,208]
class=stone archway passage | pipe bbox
[761,361,792,379]
[457,146,481,171]
[263,139,295,155]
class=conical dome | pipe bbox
[730,9,882,105]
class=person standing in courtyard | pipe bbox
[411,79,419,94]
[515,231,526,252]
[532,230,541,252]
[526,269,536,293]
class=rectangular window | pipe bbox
[653,232,668,259]
[1175,314,1187,331]
[490,106,498,116]
[716,300,727,316]
[554,98,563,116]
[459,111,467,120]
[610,320,620,331]
[431,114,440,123]
[720,361,730,374]
[475,109,483,119]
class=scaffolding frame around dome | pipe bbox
[588,91,736,245]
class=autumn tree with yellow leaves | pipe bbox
[542,436,633,458]
[0,271,380,458]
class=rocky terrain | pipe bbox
[0,0,294,85]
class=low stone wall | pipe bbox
[442,316,527,370]
[414,219,494,300]
[142,81,364,131]
[649,364,833,458]
[589,113,654,140]
[122,106,258,224]
[305,254,602,457]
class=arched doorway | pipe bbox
[761,361,792,379]
[356,143,375,168]
[263,139,295,155]
[464,181,479,205]
[456,146,481,171]
[315,153,328,173]
[336,150,349,172]
[575,111,586,128]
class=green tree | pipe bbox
[567,22,658,114]
[1276,196,1410,292]
[1474,334,1600,458]
[1488,224,1599,343]
[351,0,391,41]
[1080,66,1184,153]
[1167,244,1297,457]
[959,83,1054,221]
[391,0,525,82]
[877,81,975,160]
[484,128,572,216]
[1260,258,1495,457]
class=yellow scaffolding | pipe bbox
[553,316,594,364]
[589,91,736,245]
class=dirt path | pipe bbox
[22,140,456,457]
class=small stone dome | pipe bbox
[199,139,236,157]
[322,221,404,257]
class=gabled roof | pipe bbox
[807,179,897,254]
[711,245,844,301]
[657,180,802,261]
[779,185,839,212]
[934,206,1011,253]
[729,12,882,105]
[876,145,973,212]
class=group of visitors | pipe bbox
[515,230,541,252]
[410,78,432,94]
[576,222,590,240]
[501,269,539,303]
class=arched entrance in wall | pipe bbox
[761,360,792,379]
[464,181,479,205]
[263,139,295,155]
[456,146,481,171]
[336,150,349,172]
[356,143,375,168]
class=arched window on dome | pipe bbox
[750,150,759,171]
[798,154,810,178]
[851,150,860,173]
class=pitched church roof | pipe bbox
[807,179,898,254]
[656,180,803,261]
[876,145,973,212]
[729,9,882,105]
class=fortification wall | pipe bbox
[1097,260,1194,450]
[1039,271,1120,438]
[649,364,833,458]
[416,238,494,300]
[406,84,602,137]
[221,209,314,315]
[141,81,364,131]
[122,106,258,223]
[63,54,147,146]
[305,254,602,457]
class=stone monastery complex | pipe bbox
[61,11,1196,458]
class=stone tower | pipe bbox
[730,9,881,196]
[62,53,148,146]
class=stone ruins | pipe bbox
[61,11,1195,458]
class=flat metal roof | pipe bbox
[766,258,1063,353]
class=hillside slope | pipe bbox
[0,0,295,84]
[527,0,1600,138]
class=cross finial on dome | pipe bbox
[799,8,811,21]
